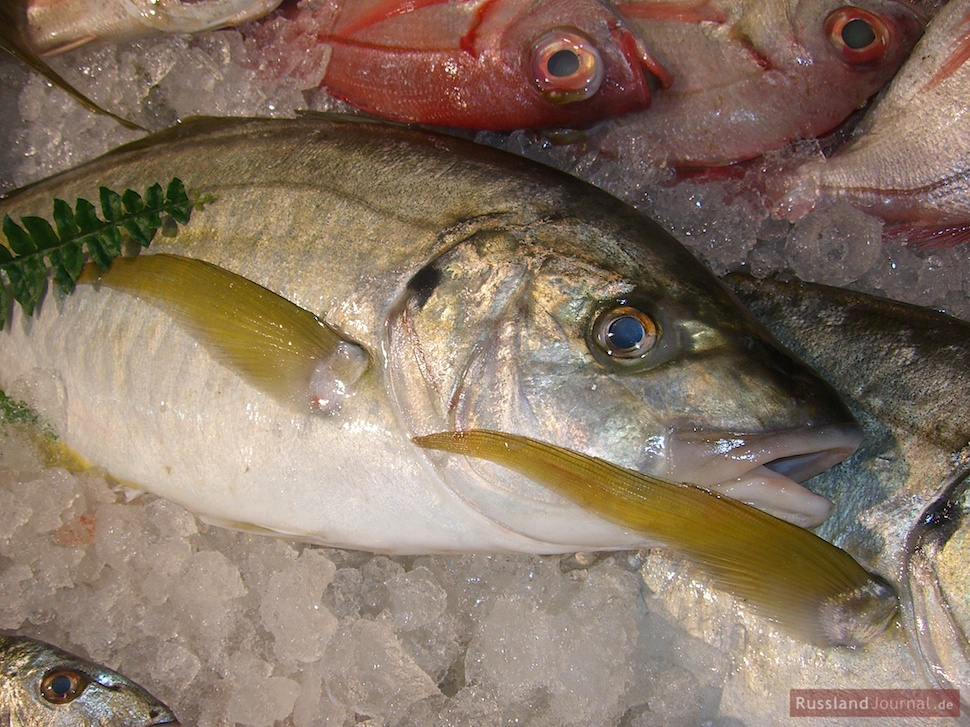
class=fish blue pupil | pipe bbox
[50,675,73,697]
[607,316,644,351]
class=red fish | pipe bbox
[588,0,925,167]
[775,0,970,246]
[247,0,668,129]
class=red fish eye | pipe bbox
[40,669,89,704]
[825,8,891,64]
[531,29,605,104]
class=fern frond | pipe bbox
[0,178,198,327]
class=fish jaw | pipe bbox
[667,425,864,527]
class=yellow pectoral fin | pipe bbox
[414,430,899,647]
[79,254,368,413]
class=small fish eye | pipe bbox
[590,305,658,364]
[40,669,89,704]
[825,8,889,64]
[531,29,604,103]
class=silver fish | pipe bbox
[0,115,860,555]
[23,0,280,56]
[715,274,970,720]
[0,633,179,726]
[776,0,970,245]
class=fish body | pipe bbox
[776,0,970,245]
[0,633,178,726]
[726,274,970,716]
[22,0,281,56]
[248,0,662,129]
[594,0,925,167]
[0,116,861,554]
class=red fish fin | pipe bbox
[614,0,727,24]
[889,222,970,248]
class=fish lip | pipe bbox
[667,424,863,527]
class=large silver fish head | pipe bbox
[387,206,861,538]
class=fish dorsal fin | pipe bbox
[79,253,368,413]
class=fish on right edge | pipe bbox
[0,633,179,726]
[776,0,970,245]
[728,274,970,716]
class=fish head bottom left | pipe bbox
[0,633,179,727]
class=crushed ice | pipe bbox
[0,19,967,727]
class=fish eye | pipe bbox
[589,305,658,364]
[40,669,89,704]
[531,29,605,103]
[825,8,890,64]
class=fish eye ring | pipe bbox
[589,305,658,364]
[531,29,605,104]
[824,8,890,64]
[40,669,89,704]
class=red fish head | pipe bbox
[315,0,667,130]
[793,0,926,103]
[496,0,669,128]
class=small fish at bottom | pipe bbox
[0,633,179,726]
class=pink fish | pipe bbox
[246,0,668,129]
[588,0,925,167]
[776,0,970,245]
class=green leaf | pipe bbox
[52,198,78,240]
[75,198,101,233]
[3,215,35,255]
[100,186,123,222]
[166,178,191,224]
[7,254,46,315]
[0,177,202,327]
[21,216,59,251]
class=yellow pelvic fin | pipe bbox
[79,254,368,413]
[414,430,899,647]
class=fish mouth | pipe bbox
[667,425,863,527]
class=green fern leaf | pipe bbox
[3,216,35,256]
[52,198,78,240]
[0,177,201,328]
